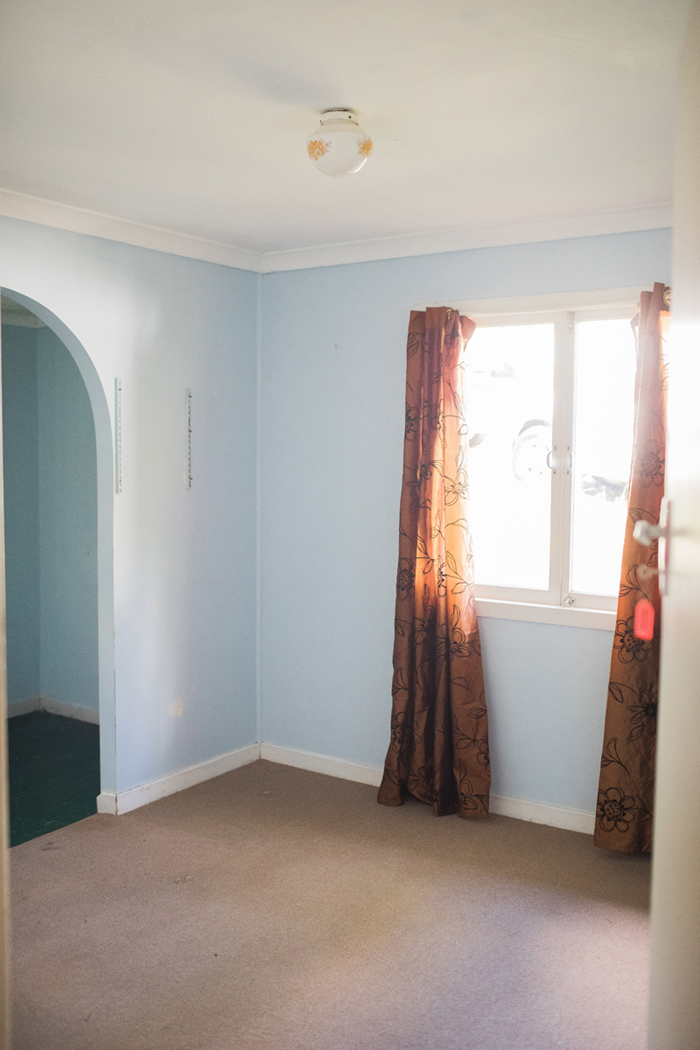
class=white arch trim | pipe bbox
[1,288,116,794]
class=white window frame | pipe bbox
[418,288,646,630]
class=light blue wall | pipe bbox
[0,217,260,793]
[261,229,672,813]
[479,618,616,810]
[2,321,99,713]
[0,216,674,815]
[37,326,99,711]
[2,324,40,703]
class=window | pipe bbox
[449,289,641,628]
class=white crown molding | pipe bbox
[261,203,673,272]
[0,189,264,272]
[0,188,672,275]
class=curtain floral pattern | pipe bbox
[378,308,490,818]
[594,282,669,853]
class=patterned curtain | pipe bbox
[378,308,490,818]
[594,282,669,853]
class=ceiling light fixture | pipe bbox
[306,109,372,177]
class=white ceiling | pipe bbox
[0,0,692,268]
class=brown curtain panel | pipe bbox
[594,282,669,853]
[378,307,490,818]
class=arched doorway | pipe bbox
[1,290,115,837]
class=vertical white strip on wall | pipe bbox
[185,389,193,489]
[114,378,122,494]
[255,273,263,744]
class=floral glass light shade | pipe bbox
[307,109,373,176]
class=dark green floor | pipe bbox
[8,711,100,847]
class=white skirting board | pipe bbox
[260,742,384,787]
[489,794,595,835]
[96,738,595,835]
[7,695,99,725]
[260,743,595,835]
[97,743,261,815]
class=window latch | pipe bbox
[546,447,557,473]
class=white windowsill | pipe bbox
[475,597,616,631]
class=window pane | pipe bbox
[570,318,636,596]
[464,324,554,590]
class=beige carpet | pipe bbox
[10,760,650,1050]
